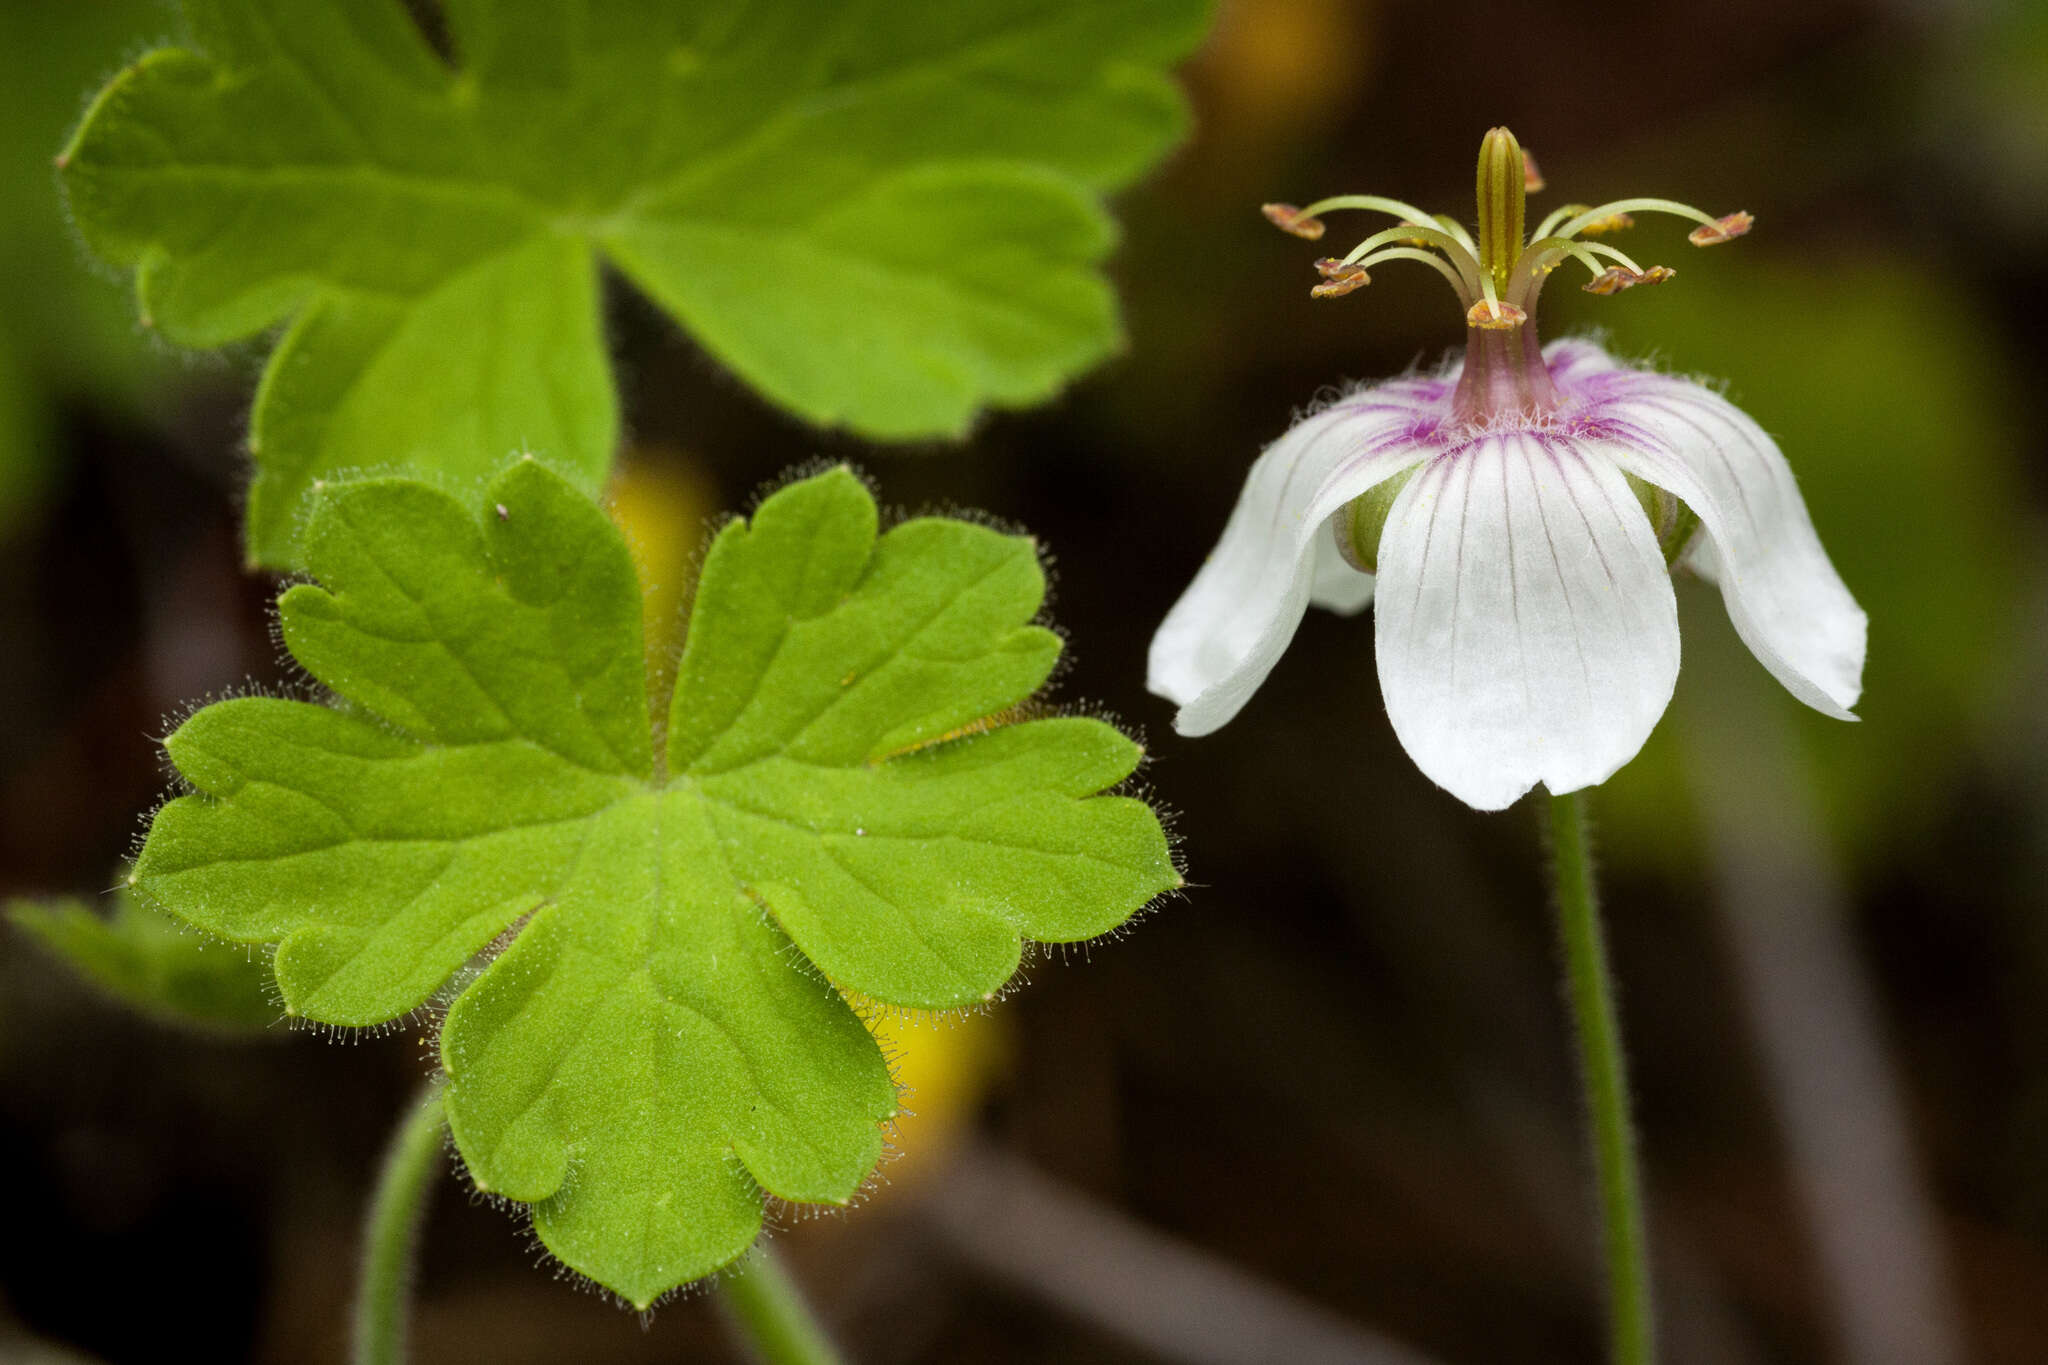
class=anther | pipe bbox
[1582,265,1675,295]
[1262,203,1326,240]
[1577,212,1635,235]
[1688,211,1753,246]
[1310,259,1370,297]
[1522,149,1545,193]
[1466,299,1528,329]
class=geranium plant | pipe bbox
[5,0,1871,1357]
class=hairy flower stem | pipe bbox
[353,1077,447,1365]
[1544,790,1655,1365]
[718,1245,845,1365]
[1451,318,1558,424]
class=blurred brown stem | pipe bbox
[1681,604,1962,1365]
[927,1141,1445,1365]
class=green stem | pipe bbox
[718,1244,845,1365]
[1544,790,1655,1365]
[352,1077,448,1365]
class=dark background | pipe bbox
[3,0,2045,1361]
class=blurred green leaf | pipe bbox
[131,458,1177,1303]
[0,2,174,538]
[1941,0,2048,242]
[8,889,276,1034]
[0,325,37,528]
[60,0,1212,566]
[1569,259,2027,857]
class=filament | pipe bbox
[1554,197,1721,239]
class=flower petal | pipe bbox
[1584,370,1866,718]
[1149,382,1446,734]
[1543,336,1626,385]
[1309,533,1375,614]
[1374,433,1680,810]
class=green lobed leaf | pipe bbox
[7,890,277,1034]
[132,458,1177,1305]
[59,0,1213,566]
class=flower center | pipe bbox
[1262,126,1753,426]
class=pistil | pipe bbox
[1452,312,1557,423]
[1454,127,1554,421]
[1475,127,1527,300]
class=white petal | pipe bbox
[1676,523,1720,584]
[1543,336,1627,384]
[1584,372,1866,718]
[1309,533,1375,614]
[1149,383,1445,734]
[1374,433,1681,811]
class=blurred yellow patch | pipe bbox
[865,1002,1011,1194]
[1197,0,1372,139]
[606,448,719,700]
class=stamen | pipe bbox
[1535,205,1638,240]
[1577,212,1635,235]
[1471,268,1523,329]
[1329,246,1474,306]
[1266,134,1746,369]
[1583,265,1675,295]
[1335,222,1484,299]
[1262,203,1325,240]
[1466,299,1528,330]
[1531,204,1588,242]
[1574,240,1651,275]
[1687,211,1754,245]
[1554,197,1744,241]
[1429,214,1478,253]
[1504,236,1631,302]
[1310,259,1370,297]
[1294,193,1468,247]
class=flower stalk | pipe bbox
[1544,790,1654,1365]
[717,1245,846,1365]
[353,1078,447,1365]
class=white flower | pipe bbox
[1148,130,1866,811]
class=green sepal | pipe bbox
[1337,465,1419,574]
[1623,469,1701,565]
